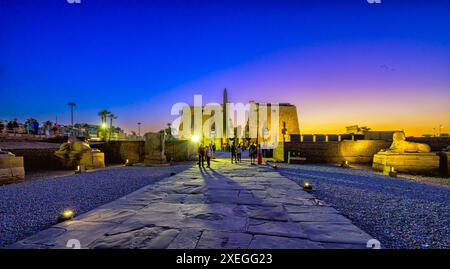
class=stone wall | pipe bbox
[165,140,198,162]
[91,141,145,165]
[407,137,450,152]
[92,140,197,164]
[279,140,392,164]
[6,148,63,171]
[2,140,194,171]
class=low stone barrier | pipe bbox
[373,151,450,176]
[279,140,392,164]
[0,153,25,182]
[6,148,63,171]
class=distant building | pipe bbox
[179,89,300,149]
[345,125,402,141]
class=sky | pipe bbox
[1,0,449,136]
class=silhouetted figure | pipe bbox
[198,144,205,168]
[249,143,257,165]
[52,123,59,135]
[32,121,39,135]
[237,144,242,162]
[230,143,237,163]
[206,145,212,168]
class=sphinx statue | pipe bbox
[55,137,105,169]
[386,131,430,153]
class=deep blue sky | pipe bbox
[1,0,449,134]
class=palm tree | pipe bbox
[98,110,110,125]
[98,110,110,140]
[108,113,117,141]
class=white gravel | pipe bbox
[277,164,450,249]
[0,164,191,248]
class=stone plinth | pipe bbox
[91,152,105,169]
[144,132,167,165]
[78,151,105,170]
[0,152,25,182]
[372,151,440,174]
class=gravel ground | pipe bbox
[277,164,450,249]
[0,164,192,248]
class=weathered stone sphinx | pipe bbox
[0,149,25,182]
[143,131,168,165]
[387,132,431,153]
[373,131,441,174]
[55,138,105,170]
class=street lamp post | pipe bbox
[68,102,76,135]
[137,122,141,137]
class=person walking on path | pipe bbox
[230,143,237,164]
[237,144,242,162]
[32,120,39,135]
[206,145,212,168]
[52,123,59,135]
[198,144,205,168]
[249,143,256,165]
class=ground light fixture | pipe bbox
[341,160,350,168]
[58,209,75,222]
[303,181,313,191]
[389,166,397,177]
[125,159,132,166]
[75,165,85,173]
[383,165,397,177]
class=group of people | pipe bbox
[197,144,216,168]
[230,143,243,163]
[0,119,60,137]
[230,142,260,165]
[197,142,262,168]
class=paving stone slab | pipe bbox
[249,235,323,249]
[247,219,308,238]
[167,228,203,249]
[89,226,180,249]
[289,212,352,224]
[74,208,137,224]
[299,222,372,244]
[284,204,338,214]
[196,230,253,249]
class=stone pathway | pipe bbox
[10,159,373,249]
